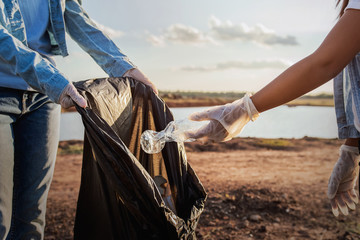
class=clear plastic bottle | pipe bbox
[140,118,207,154]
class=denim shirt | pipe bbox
[0,0,135,102]
[334,53,360,139]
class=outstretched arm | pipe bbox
[252,9,360,112]
[187,9,360,143]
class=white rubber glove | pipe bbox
[123,68,158,95]
[59,82,87,109]
[327,144,359,217]
[185,93,259,143]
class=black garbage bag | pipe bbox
[72,77,207,240]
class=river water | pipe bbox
[60,105,338,141]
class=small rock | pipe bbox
[244,220,250,227]
[249,214,262,222]
[274,217,281,223]
[298,230,310,237]
[259,225,267,232]
[208,221,216,226]
[223,216,229,220]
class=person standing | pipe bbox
[0,0,157,239]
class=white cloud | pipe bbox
[146,34,166,46]
[208,16,298,46]
[164,24,215,44]
[92,19,124,39]
[147,16,298,47]
[179,59,292,72]
[147,24,216,46]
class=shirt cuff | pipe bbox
[46,73,70,103]
[107,57,137,77]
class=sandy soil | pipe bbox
[45,138,360,240]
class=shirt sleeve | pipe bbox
[346,0,360,11]
[64,0,136,77]
[0,25,69,102]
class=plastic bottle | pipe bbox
[140,118,207,154]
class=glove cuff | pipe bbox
[59,82,72,103]
[243,93,259,121]
[340,144,359,155]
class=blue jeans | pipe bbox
[0,87,60,240]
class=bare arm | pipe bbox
[251,9,360,113]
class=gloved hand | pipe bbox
[185,93,259,143]
[123,68,158,95]
[327,144,359,217]
[59,82,87,109]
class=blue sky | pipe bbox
[55,0,340,94]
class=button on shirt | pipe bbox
[0,0,53,91]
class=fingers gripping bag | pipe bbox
[72,77,207,240]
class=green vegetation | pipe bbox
[159,90,247,99]
[159,90,332,100]
[253,139,293,150]
[159,91,334,107]
[299,93,333,99]
[61,91,334,112]
[338,220,360,235]
[287,98,334,107]
[58,141,83,155]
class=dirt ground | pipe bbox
[45,137,360,240]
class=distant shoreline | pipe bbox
[162,97,334,108]
[62,96,334,112]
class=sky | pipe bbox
[55,0,340,94]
